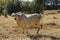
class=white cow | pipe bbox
[15,13,42,33]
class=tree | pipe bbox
[15,0,21,12]
[6,1,15,15]
[5,0,21,15]
[33,0,44,13]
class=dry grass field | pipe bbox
[0,16,31,40]
[0,12,60,40]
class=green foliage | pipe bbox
[6,1,15,13]
[0,7,3,13]
[5,0,21,15]
[20,2,32,13]
[15,1,21,12]
[33,0,44,13]
[0,0,44,15]
[0,0,21,15]
[3,9,7,14]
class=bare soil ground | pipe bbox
[0,13,60,40]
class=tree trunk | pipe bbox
[4,14,8,18]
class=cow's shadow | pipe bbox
[26,34,60,40]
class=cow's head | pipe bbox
[14,13,26,20]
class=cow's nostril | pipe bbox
[35,24,37,25]
[14,18,16,20]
